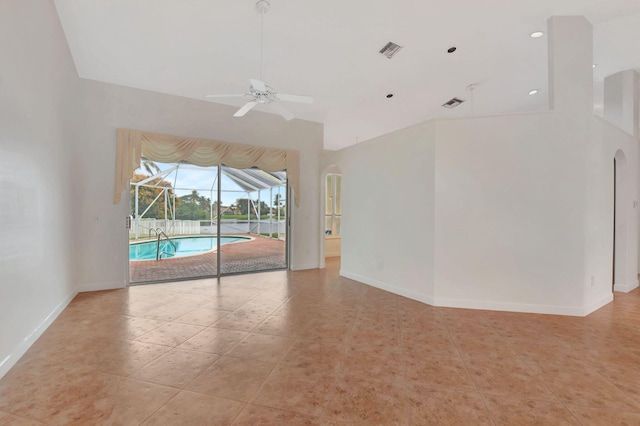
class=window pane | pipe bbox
[325,216,333,235]
[326,175,333,215]
[335,216,341,236]
[335,175,342,215]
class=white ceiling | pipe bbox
[54,0,640,150]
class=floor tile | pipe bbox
[139,303,197,322]
[213,312,269,332]
[280,337,345,373]
[339,348,404,385]
[232,404,325,425]
[141,390,245,425]
[118,315,167,339]
[0,411,44,425]
[173,307,231,327]
[566,405,640,425]
[253,364,337,417]
[483,394,580,425]
[465,358,555,400]
[165,292,214,308]
[226,332,295,363]
[86,376,178,425]
[0,363,176,425]
[132,348,219,388]
[325,375,407,424]
[254,314,310,337]
[201,297,253,311]
[187,356,274,402]
[531,363,640,411]
[404,353,475,392]
[136,322,205,347]
[1,259,640,425]
[93,339,173,376]
[401,330,461,360]
[405,388,494,426]
[179,327,248,354]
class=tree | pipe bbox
[129,173,176,219]
[176,190,210,220]
[273,193,285,216]
[235,198,269,218]
[141,158,161,176]
[235,198,251,216]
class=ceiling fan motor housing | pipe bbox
[256,0,270,14]
[250,86,277,104]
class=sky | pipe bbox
[135,161,286,207]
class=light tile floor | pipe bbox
[1,259,640,425]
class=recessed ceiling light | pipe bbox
[447,46,457,53]
[386,94,394,99]
[592,64,597,68]
[530,31,544,38]
[528,89,539,95]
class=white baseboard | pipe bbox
[340,270,435,305]
[339,271,609,317]
[0,289,77,379]
[77,281,125,292]
[433,296,589,316]
[614,281,639,293]
[582,293,614,316]
[290,263,319,271]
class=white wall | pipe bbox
[326,122,437,304]
[72,72,324,291]
[591,116,639,295]
[0,0,323,378]
[321,16,639,316]
[0,0,81,377]
[433,113,590,314]
[327,108,638,316]
[604,71,640,137]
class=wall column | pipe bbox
[604,70,640,138]
[547,16,593,118]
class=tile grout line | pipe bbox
[444,314,498,426]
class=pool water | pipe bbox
[130,236,250,261]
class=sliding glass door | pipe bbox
[219,166,287,275]
[128,161,287,284]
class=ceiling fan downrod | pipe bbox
[256,0,270,14]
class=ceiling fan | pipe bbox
[205,0,313,121]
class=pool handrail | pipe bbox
[156,230,177,261]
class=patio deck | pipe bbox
[130,235,286,283]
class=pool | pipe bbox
[130,236,251,261]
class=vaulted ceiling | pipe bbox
[54,0,640,150]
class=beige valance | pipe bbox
[114,128,300,206]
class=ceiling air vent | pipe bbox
[442,97,465,109]
[379,42,403,59]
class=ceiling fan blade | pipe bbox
[249,78,267,92]
[268,102,295,121]
[276,93,313,104]
[205,94,246,98]
[234,101,258,117]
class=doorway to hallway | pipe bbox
[324,170,342,259]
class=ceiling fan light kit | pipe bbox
[205,0,313,120]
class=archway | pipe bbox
[320,165,342,268]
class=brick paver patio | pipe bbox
[129,235,286,283]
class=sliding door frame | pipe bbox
[127,164,290,285]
